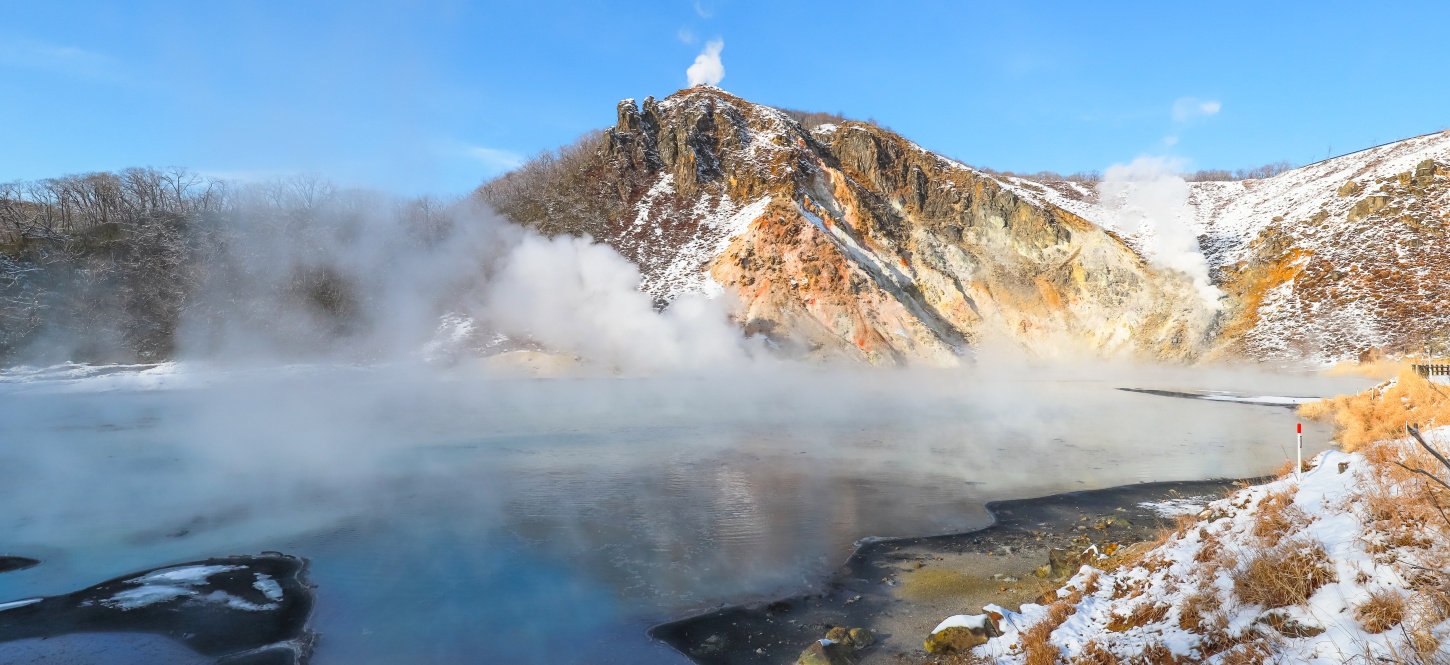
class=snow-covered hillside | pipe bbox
[1017,131,1450,362]
[1026,131,1450,267]
[484,86,1448,366]
[934,424,1450,664]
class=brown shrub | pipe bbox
[1355,589,1405,633]
[1233,541,1337,608]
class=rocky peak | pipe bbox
[488,87,1220,365]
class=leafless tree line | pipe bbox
[476,130,645,240]
[0,168,228,243]
[0,168,377,245]
[1183,161,1295,182]
[0,167,463,364]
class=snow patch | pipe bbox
[0,598,41,612]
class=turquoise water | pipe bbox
[0,366,1371,663]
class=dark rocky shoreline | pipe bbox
[651,478,1246,664]
[0,553,316,665]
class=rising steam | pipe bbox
[1099,156,1222,309]
[479,233,759,372]
[686,39,725,87]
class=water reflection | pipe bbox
[0,366,1373,663]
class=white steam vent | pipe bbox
[686,39,724,87]
[1099,156,1223,310]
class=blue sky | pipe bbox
[3,1,1448,196]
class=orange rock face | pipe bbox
[512,87,1220,365]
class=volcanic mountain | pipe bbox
[481,86,1217,366]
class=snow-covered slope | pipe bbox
[1025,131,1450,362]
[939,426,1450,663]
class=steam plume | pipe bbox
[686,39,724,87]
[1099,156,1222,309]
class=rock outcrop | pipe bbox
[485,87,1219,365]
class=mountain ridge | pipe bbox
[485,86,1221,365]
[482,86,1449,366]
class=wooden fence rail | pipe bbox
[1414,364,1450,377]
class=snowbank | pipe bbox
[961,428,1450,663]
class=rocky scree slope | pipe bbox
[482,87,1215,365]
[1025,131,1450,363]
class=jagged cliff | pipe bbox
[484,87,1217,365]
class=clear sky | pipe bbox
[3,1,1448,196]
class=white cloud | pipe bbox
[0,37,124,83]
[693,1,714,18]
[677,27,696,44]
[1171,97,1222,123]
[1163,135,1179,147]
[686,39,724,87]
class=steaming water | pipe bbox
[0,364,1372,663]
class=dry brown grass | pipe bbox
[1324,358,1408,380]
[1105,601,1169,632]
[1250,489,1308,542]
[1124,642,1180,665]
[1234,541,1337,609]
[1176,587,1222,632]
[1353,442,1450,556]
[1271,458,1313,477]
[1355,589,1406,633]
[1299,367,1450,452]
[1213,641,1275,665]
[1070,641,1120,665]
[1020,600,1076,665]
[1193,529,1222,564]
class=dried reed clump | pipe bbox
[1194,529,1223,564]
[1400,567,1450,658]
[1355,589,1406,633]
[1105,601,1169,632]
[1108,514,1200,575]
[1233,541,1336,609]
[1020,600,1076,665]
[1070,641,1120,665]
[1213,641,1275,665]
[1126,641,1179,665]
[1353,442,1450,553]
[1324,358,1408,380]
[1299,368,1450,452]
[1271,458,1312,477]
[1250,489,1309,542]
[1177,587,1222,632]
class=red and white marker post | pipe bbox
[1296,422,1303,480]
